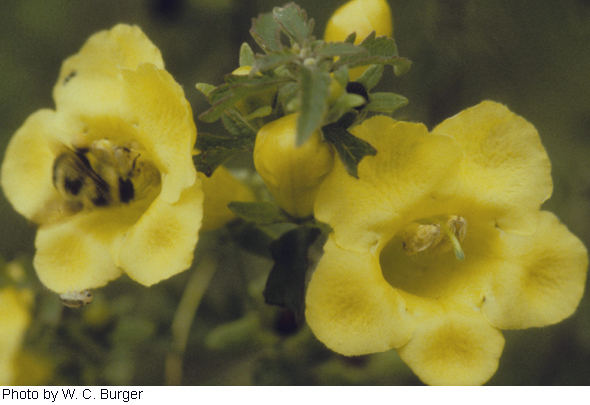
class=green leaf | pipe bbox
[244,105,273,121]
[199,75,285,123]
[323,118,377,178]
[315,41,364,58]
[297,66,330,145]
[193,131,252,176]
[366,92,409,113]
[250,12,283,52]
[239,42,255,67]
[253,48,300,73]
[355,64,384,91]
[195,83,216,97]
[221,110,257,140]
[272,3,313,46]
[264,226,322,322]
[277,81,299,111]
[333,32,412,75]
[344,32,356,44]
[228,201,293,225]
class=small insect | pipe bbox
[51,139,159,212]
[52,148,114,211]
[59,290,93,308]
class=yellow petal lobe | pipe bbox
[116,181,204,286]
[306,237,416,355]
[54,24,164,116]
[482,211,588,329]
[433,101,552,234]
[397,303,505,386]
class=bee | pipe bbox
[52,140,145,212]
[59,289,93,308]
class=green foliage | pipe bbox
[195,2,411,179]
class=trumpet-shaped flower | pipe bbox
[1,25,204,293]
[306,101,588,385]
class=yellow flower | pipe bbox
[0,287,33,385]
[254,113,335,218]
[306,101,588,385]
[0,25,204,294]
[324,0,393,81]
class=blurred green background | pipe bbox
[1,0,589,385]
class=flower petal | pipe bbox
[199,167,255,232]
[397,302,505,385]
[32,205,144,293]
[121,64,197,204]
[315,116,462,253]
[481,211,588,329]
[0,287,32,385]
[1,109,62,221]
[432,101,552,234]
[306,237,416,355]
[116,181,204,286]
[53,24,164,116]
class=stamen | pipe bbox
[439,220,465,261]
[401,215,467,260]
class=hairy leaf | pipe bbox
[366,92,409,113]
[323,119,377,178]
[250,12,283,52]
[273,3,313,46]
[297,66,330,145]
[355,64,384,91]
[239,42,255,67]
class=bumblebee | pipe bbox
[52,139,158,212]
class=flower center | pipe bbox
[379,215,469,299]
[52,138,161,212]
[402,215,467,261]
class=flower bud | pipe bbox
[254,114,334,218]
[324,0,393,80]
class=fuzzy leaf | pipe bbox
[315,41,364,58]
[253,48,300,73]
[366,92,409,113]
[221,110,257,140]
[193,147,241,177]
[250,12,283,52]
[264,226,322,322]
[355,64,384,91]
[273,3,313,46]
[297,66,330,145]
[323,117,377,178]
[194,131,252,176]
[196,83,216,97]
[239,42,255,67]
[199,75,285,123]
[333,32,412,75]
